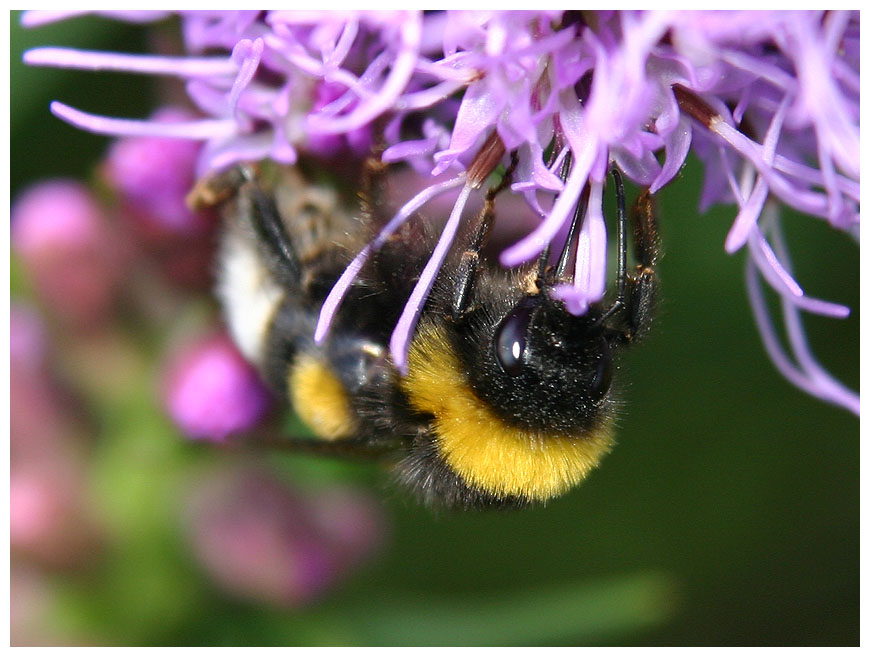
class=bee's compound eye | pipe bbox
[494,301,535,376]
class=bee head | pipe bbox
[401,284,617,506]
[458,288,614,436]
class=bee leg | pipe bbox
[450,152,519,320]
[238,430,400,463]
[623,189,659,342]
[632,188,660,271]
[599,171,659,343]
[450,192,497,321]
[358,151,389,229]
[234,167,303,287]
[186,166,248,211]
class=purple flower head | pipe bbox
[164,333,272,442]
[24,10,859,413]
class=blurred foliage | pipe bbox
[10,12,859,647]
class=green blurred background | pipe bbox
[10,13,859,646]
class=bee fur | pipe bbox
[208,158,659,509]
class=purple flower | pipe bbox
[24,10,859,413]
[164,333,272,442]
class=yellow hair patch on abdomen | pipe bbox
[288,354,357,440]
[402,324,613,501]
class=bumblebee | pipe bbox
[201,154,658,509]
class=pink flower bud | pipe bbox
[102,108,208,236]
[183,465,385,607]
[10,303,48,372]
[12,180,104,255]
[12,180,123,329]
[308,486,387,570]
[10,462,101,569]
[164,333,272,442]
[11,303,86,459]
